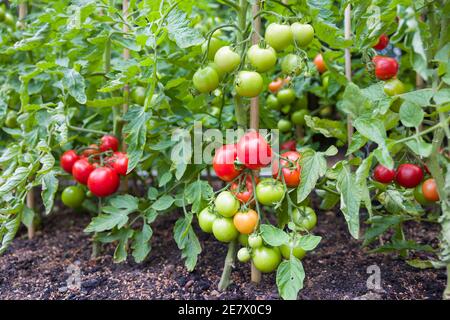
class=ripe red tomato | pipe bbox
[422,178,439,202]
[213,144,242,182]
[272,151,301,187]
[87,167,120,197]
[230,175,258,204]
[100,135,119,152]
[233,209,259,234]
[314,53,326,73]
[72,158,95,185]
[373,164,395,184]
[281,140,296,152]
[395,164,423,188]
[373,34,389,50]
[236,131,272,170]
[109,152,128,176]
[268,78,283,93]
[82,144,100,158]
[373,56,398,80]
[60,150,79,174]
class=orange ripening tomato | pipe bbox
[314,53,326,73]
[233,209,259,234]
[422,178,439,202]
[268,78,283,93]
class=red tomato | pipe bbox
[87,167,120,197]
[60,150,79,174]
[230,175,259,204]
[395,164,423,188]
[213,144,242,181]
[373,56,398,80]
[373,34,389,50]
[272,151,301,187]
[100,135,119,152]
[373,164,395,184]
[109,152,129,176]
[82,144,100,158]
[313,53,326,73]
[72,158,95,185]
[280,140,296,152]
[237,131,272,170]
[268,78,283,93]
[422,178,439,202]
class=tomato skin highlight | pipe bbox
[237,131,272,170]
[272,151,301,188]
[252,247,281,273]
[373,56,398,80]
[213,144,242,182]
[61,186,85,208]
[61,150,79,174]
[373,34,389,50]
[100,135,119,152]
[422,178,439,202]
[72,158,95,185]
[235,71,263,98]
[87,167,120,197]
[233,209,259,234]
[395,164,423,188]
[373,164,396,184]
[314,53,326,73]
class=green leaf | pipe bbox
[184,180,213,213]
[364,215,405,246]
[399,101,424,128]
[165,9,204,49]
[123,106,150,173]
[353,116,386,146]
[276,257,305,300]
[260,224,290,246]
[340,83,372,118]
[113,229,134,263]
[399,89,433,106]
[0,166,29,197]
[174,214,201,271]
[84,211,129,233]
[152,195,175,211]
[0,213,22,254]
[132,224,153,263]
[297,235,321,251]
[40,171,58,215]
[297,150,327,202]
[147,187,158,200]
[336,165,360,239]
[304,116,347,143]
[405,138,432,157]
[62,69,87,104]
[158,171,173,187]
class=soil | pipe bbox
[0,205,446,300]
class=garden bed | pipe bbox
[0,207,445,300]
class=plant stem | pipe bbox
[91,198,103,260]
[344,5,353,159]
[218,239,237,291]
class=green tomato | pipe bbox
[238,233,249,246]
[266,94,280,110]
[247,44,277,72]
[212,217,239,242]
[280,243,306,260]
[198,207,217,233]
[277,119,292,132]
[193,66,219,93]
[214,46,241,73]
[291,23,314,47]
[248,234,263,248]
[252,247,282,273]
[0,7,5,21]
[293,206,317,231]
[291,109,308,125]
[4,12,14,26]
[235,71,263,97]
[256,178,285,206]
[281,54,303,75]
[131,86,146,105]
[322,74,329,89]
[294,96,308,110]
[319,105,332,117]
[215,191,239,217]
[5,110,18,128]
[237,247,251,263]
[414,183,430,206]
[208,62,225,80]
[61,186,85,209]
[280,104,292,114]
[277,88,296,105]
[383,79,406,96]
[202,37,225,60]
[264,23,293,51]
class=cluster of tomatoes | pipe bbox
[193,22,315,97]
[197,131,317,273]
[373,163,440,204]
[59,135,129,207]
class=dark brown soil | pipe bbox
[0,206,446,300]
